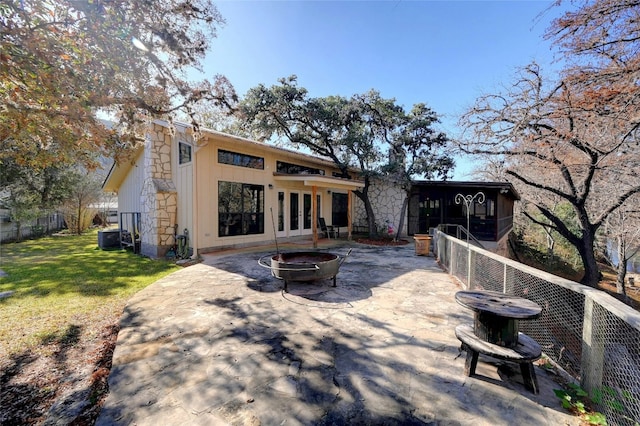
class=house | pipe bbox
[349,178,519,249]
[407,180,520,246]
[102,121,364,258]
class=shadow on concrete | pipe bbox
[213,243,442,304]
[96,241,579,425]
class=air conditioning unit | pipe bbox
[98,229,121,249]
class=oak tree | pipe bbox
[239,76,453,236]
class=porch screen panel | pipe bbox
[332,193,348,227]
[218,181,264,237]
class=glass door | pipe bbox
[288,191,313,236]
[276,191,286,238]
[289,192,300,235]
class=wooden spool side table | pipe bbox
[455,290,543,393]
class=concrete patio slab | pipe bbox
[97,241,580,425]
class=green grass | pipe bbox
[0,229,181,357]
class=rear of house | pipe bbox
[103,121,363,258]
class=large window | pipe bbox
[331,193,348,227]
[332,171,351,179]
[218,149,264,170]
[218,181,264,237]
[276,161,324,175]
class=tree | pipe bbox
[383,104,453,240]
[59,172,103,235]
[602,197,640,294]
[1,0,236,171]
[0,159,82,239]
[239,76,453,236]
[458,0,640,288]
[458,61,640,288]
[184,103,258,140]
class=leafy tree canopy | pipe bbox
[240,76,454,234]
[240,76,453,179]
[1,0,236,170]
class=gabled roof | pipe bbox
[411,180,520,200]
[102,144,143,192]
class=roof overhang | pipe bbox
[102,145,143,192]
[411,180,520,201]
[273,173,364,191]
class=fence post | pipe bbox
[503,263,508,294]
[449,235,455,277]
[468,249,474,289]
[581,296,604,395]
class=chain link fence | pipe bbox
[435,230,640,425]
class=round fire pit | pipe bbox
[258,250,351,292]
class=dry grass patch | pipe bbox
[0,229,181,424]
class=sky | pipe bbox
[196,0,572,180]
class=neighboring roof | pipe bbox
[412,180,520,201]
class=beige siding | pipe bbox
[194,134,343,252]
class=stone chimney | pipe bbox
[140,123,177,258]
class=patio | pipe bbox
[96,241,579,425]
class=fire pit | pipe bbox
[258,249,352,292]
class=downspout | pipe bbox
[347,190,352,240]
[191,144,200,260]
[312,185,318,249]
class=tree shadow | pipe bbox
[0,324,87,424]
[210,244,439,304]
[99,253,575,424]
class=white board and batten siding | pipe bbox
[117,150,144,216]
[174,134,194,241]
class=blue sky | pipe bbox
[198,1,571,180]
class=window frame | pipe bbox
[218,181,265,237]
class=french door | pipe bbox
[288,191,313,236]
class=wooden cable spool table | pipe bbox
[454,290,543,394]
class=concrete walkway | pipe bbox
[97,241,579,425]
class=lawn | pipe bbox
[0,229,181,424]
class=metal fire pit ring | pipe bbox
[258,249,352,292]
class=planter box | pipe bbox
[414,234,432,256]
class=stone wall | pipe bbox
[353,178,407,237]
[140,123,177,258]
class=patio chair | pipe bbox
[318,218,339,239]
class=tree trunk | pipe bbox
[15,221,22,242]
[364,199,377,237]
[577,232,602,288]
[76,199,82,235]
[544,225,555,255]
[615,236,627,295]
[395,192,410,242]
[354,178,378,237]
